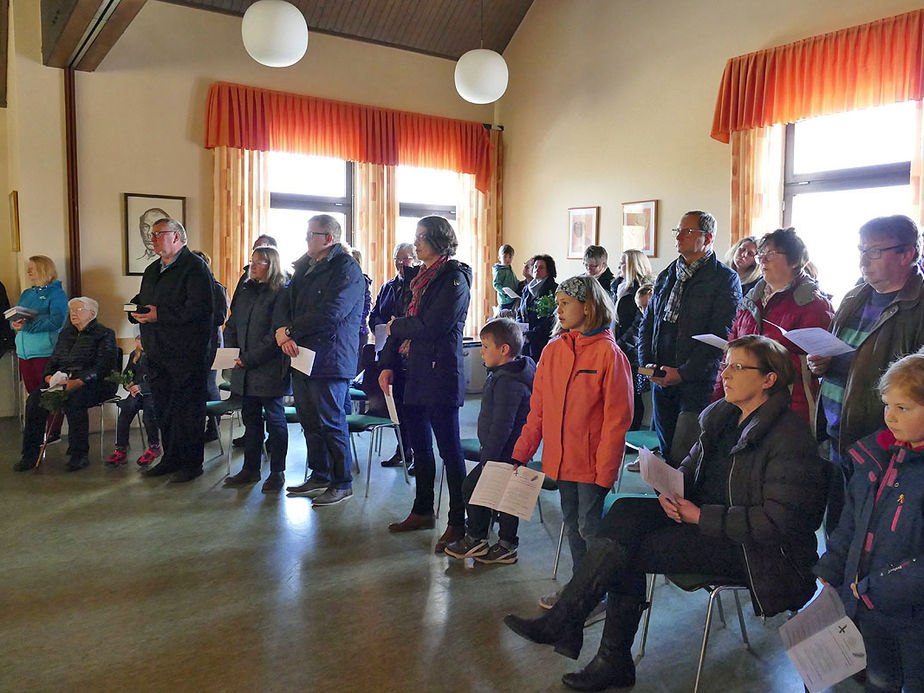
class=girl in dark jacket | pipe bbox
[106,333,161,467]
[379,216,472,553]
[224,246,291,493]
[815,350,924,692]
[505,335,828,692]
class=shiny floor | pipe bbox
[1,400,859,693]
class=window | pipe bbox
[396,166,457,244]
[267,152,353,269]
[783,101,915,305]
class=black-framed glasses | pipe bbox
[720,361,765,373]
[671,228,706,237]
[857,244,907,260]
[151,229,176,239]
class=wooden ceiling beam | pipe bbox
[42,0,147,72]
[0,0,9,108]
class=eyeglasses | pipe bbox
[251,260,270,267]
[671,228,705,237]
[151,229,176,239]
[857,244,907,260]
[306,231,329,239]
[583,262,601,270]
[720,361,765,373]
[756,250,781,262]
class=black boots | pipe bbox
[561,594,646,691]
[504,538,628,660]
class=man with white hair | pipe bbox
[15,297,118,472]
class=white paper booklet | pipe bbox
[638,447,684,499]
[469,461,545,521]
[502,287,520,299]
[290,346,316,376]
[374,323,388,353]
[211,347,240,370]
[692,334,728,350]
[384,384,400,423]
[762,320,853,357]
[779,585,866,692]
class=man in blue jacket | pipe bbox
[639,210,740,462]
[275,215,365,506]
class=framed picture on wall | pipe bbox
[622,199,657,257]
[567,206,600,259]
[123,193,187,275]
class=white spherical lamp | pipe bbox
[454,48,509,104]
[241,0,309,68]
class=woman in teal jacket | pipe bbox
[10,255,68,392]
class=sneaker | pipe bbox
[444,535,489,559]
[475,542,518,565]
[625,460,641,473]
[312,487,353,506]
[380,450,405,467]
[286,478,329,497]
[106,448,128,466]
[584,595,607,626]
[136,446,161,466]
[539,591,561,610]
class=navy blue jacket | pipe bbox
[368,274,407,330]
[380,259,472,408]
[274,244,364,380]
[815,429,924,622]
[639,252,740,403]
[225,279,290,398]
[477,356,535,464]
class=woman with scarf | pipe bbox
[379,216,473,553]
[518,254,558,362]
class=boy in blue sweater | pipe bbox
[815,349,924,692]
[445,318,535,564]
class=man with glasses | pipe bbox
[808,214,924,535]
[639,210,740,462]
[582,245,615,293]
[130,218,215,483]
[275,214,365,506]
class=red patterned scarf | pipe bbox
[400,255,447,355]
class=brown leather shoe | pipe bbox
[388,512,436,532]
[434,525,465,553]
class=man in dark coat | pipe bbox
[639,210,741,462]
[130,218,215,483]
[275,214,365,506]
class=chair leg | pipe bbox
[394,425,409,485]
[694,588,722,693]
[351,432,361,477]
[436,461,445,514]
[364,431,373,498]
[636,573,657,663]
[225,415,232,477]
[136,412,147,450]
[716,592,727,626]
[731,588,750,647]
[552,520,565,579]
[615,447,628,494]
[537,494,544,523]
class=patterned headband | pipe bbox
[557,276,587,302]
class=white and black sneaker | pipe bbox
[475,542,518,565]
[444,535,489,559]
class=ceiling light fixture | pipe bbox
[241,0,309,68]
[454,0,509,104]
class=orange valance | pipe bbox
[205,81,494,192]
[711,9,924,143]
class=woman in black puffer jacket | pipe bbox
[223,246,291,493]
[504,335,828,692]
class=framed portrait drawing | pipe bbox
[124,193,186,275]
[567,206,600,259]
[622,199,657,257]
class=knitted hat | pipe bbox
[557,276,588,302]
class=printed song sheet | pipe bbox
[692,334,728,350]
[374,324,388,353]
[384,384,400,424]
[502,287,520,299]
[211,348,240,370]
[763,320,853,357]
[779,586,866,692]
[638,447,684,499]
[290,346,316,376]
[469,461,545,521]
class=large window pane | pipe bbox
[792,101,916,174]
[397,166,458,205]
[789,185,913,306]
[268,152,347,197]
[268,207,347,271]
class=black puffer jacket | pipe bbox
[225,279,290,398]
[517,278,558,362]
[43,320,118,400]
[680,390,828,617]
[477,355,535,463]
[380,259,472,408]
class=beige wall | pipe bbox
[499,0,924,281]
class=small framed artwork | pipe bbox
[9,190,20,252]
[622,199,657,257]
[567,206,600,259]
[124,193,186,275]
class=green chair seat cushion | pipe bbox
[625,429,660,451]
[284,406,300,423]
[349,387,367,400]
[346,414,395,431]
[205,399,242,416]
[219,380,232,392]
[666,574,747,591]
[603,491,655,514]
[461,438,480,461]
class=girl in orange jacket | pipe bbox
[512,275,634,605]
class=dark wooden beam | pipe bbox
[0,0,8,108]
[42,0,147,72]
[75,0,145,71]
[64,68,81,297]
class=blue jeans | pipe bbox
[292,375,352,489]
[462,462,519,545]
[558,480,608,573]
[115,394,159,448]
[404,404,466,527]
[855,607,924,692]
[241,395,288,473]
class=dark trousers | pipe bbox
[115,394,160,448]
[292,374,352,489]
[558,480,608,572]
[21,385,98,460]
[824,444,850,539]
[390,367,413,459]
[150,365,207,472]
[855,607,924,692]
[19,357,63,435]
[462,462,519,545]
[595,496,746,600]
[404,404,466,527]
[241,395,288,473]
[652,384,703,464]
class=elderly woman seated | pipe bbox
[14,297,118,472]
[504,335,828,692]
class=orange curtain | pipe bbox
[205,81,495,193]
[729,124,783,245]
[711,9,924,143]
[353,162,399,295]
[212,146,269,293]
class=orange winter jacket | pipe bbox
[511,328,634,488]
